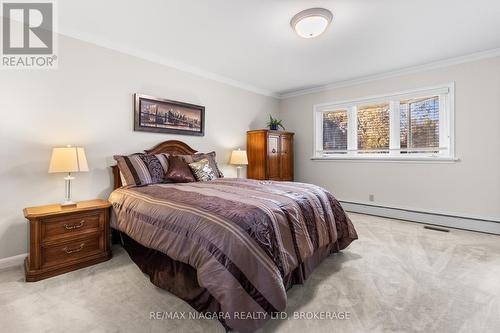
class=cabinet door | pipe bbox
[280,134,293,181]
[247,131,267,180]
[267,134,281,180]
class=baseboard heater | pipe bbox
[339,201,500,235]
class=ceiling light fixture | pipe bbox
[290,8,333,39]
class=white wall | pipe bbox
[0,35,279,259]
[279,56,500,222]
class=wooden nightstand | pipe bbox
[23,199,112,282]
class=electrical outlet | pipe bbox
[369,194,375,202]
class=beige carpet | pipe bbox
[0,213,499,333]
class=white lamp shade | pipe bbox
[48,147,89,173]
[229,149,248,165]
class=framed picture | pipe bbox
[134,94,205,136]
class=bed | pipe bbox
[109,140,358,332]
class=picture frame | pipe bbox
[134,93,205,136]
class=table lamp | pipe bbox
[48,146,89,206]
[229,148,248,178]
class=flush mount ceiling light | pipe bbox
[290,8,333,39]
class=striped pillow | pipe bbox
[114,153,169,186]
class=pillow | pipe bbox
[180,151,224,178]
[119,171,128,186]
[188,158,217,182]
[165,155,196,183]
[114,153,169,186]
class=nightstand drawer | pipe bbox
[41,211,103,241]
[41,235,102,268]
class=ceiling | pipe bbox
[57,0,500,97]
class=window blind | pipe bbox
[400,96,440,153]
[323,110,348,151]
[357,103,390,152]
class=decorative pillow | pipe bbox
[180,151,224,178]
[165,155,196,183]
[114,153,169,186]
[188,159,217,182]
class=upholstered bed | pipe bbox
[109,141,357,332]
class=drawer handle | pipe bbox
[63,243,85,254]
[272,148,276,153]
[64,220,85,230]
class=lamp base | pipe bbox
[62,173,76,207]
[236,166,243,179]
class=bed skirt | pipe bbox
[117,231,341,331]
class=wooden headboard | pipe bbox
[111,140,198,190]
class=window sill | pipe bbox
[311,156,459,163]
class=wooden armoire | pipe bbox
[247,130,294,181]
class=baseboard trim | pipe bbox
[340,201,500,235]
[0,253,27,270]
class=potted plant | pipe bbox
[267,115,285,131]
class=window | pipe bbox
[323,110,348,151]
[399,96,439,153]
[313,84,455,160]
[357,103,390,152]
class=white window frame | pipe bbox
[312,83,456,162]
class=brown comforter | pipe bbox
[109,179,357,332]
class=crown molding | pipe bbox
[57,30,280,99]
[53,28,500,100]
[279,47,500,99]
